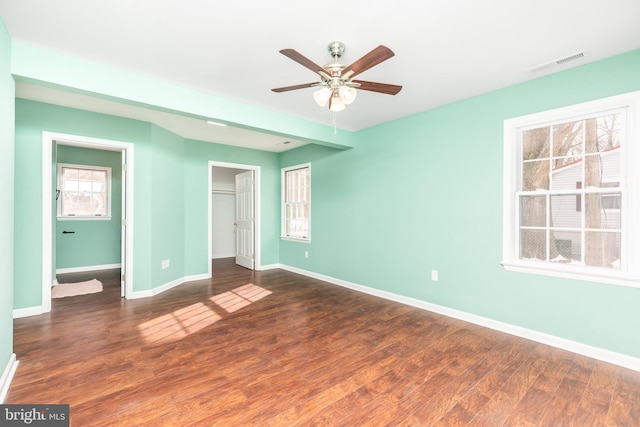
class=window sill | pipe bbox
[281,236,311,244]
[501,261,640,288]
[57,216,112,221]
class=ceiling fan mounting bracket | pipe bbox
[327,41,346,59]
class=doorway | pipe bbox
[42,132,134,313]
[208,161,261,276]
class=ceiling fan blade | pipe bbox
[271,82,319,93]
[279,49,326,75]
[352,80,402,95]
[342,45,395,78]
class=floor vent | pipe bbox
[527,50,588,74]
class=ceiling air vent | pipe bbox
[527,50,588,74]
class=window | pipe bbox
[502,92,640,287]
[282,163,310,242]
[57,163,112,220]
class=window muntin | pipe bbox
[58,164,111,219]
[282,164,310,241]
[519,113,622,269]
[503,91,640,287]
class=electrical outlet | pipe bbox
[304,251,309,259]
[431,270,439,281]
[162,259,170,269]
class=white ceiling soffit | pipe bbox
[15,82,308,153]
[2,0,640,144]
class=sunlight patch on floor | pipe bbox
[210,283,272,313]
[138,302,222,344]
[137,284,272,344]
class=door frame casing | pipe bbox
[42,132,134,312]
[208,161,261,276]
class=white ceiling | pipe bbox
[2,0,640,151]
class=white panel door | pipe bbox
[235,170,255,269]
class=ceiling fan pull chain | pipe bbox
[333,112,338,134]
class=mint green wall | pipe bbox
[151,125,185,287]
[280,49,640,359]
[14,99,283,308]
[0,17,15,370]
[183,139,281,274]
[55,145,122,270]
[14,99,152,307]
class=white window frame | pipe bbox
[281,163,311,243]
[57,163,112,220]
[502,91,640,287]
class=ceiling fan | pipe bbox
[272,41,402,112]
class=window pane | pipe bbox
[585,231,621,269]
[550,194,581,229]
[62,193,77,216]
[551,231,581,263]
[78,169,92,180]
[78,180,92,192]
[522,126,550,160]
[584,152,620,188]
[593,113,622,153]
[63,168,78,180]
[520,229,546,261]
[585,194,621,230]
[91,194,106,215]
[553,120,583,158]
[76,194,91,215]
[522,160,549,191]
[92,170,107,183]
[63,179,78,192]
[520,196,546,227]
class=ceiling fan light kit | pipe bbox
[272,41,402,114]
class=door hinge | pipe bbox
[121,274,126,282]
[122,218,126,226]
[122,163,127,172]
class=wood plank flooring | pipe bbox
[7,258,640,426]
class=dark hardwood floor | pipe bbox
[7,258,640,426]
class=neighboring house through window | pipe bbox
[502,91,640,287]
[282,163,310,242]
[57,163,112,219]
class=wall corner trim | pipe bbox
[279,264,640,372]
[0,353,19,403]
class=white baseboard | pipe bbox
[127,273,211,300]
[0,353,19,403]
[257,263,281,271]
[212,253,235,260]
[13,305,47,319]
[56,263,121,274]
[280,264,640,372]
[16,273,213,312]
[184,273,211,283]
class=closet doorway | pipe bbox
[208,161,261,275]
